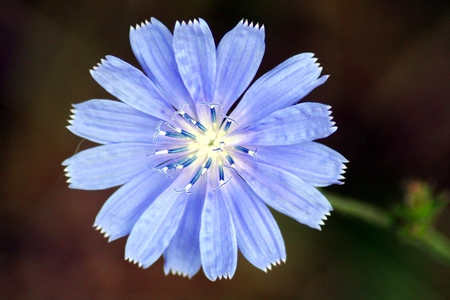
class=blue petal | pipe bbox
[125,178,188,268]
[251,142,348,187]
[90,56,173,121]
[62,143,157,190]
[222,177,286,271]
[213,20,265,113]
[230,53,328,130]
[130,18,195,110]
[163,180,206,278]
[94,169,177,241]
[229,102,336,145]
[68,99,159,144]
[173,19,216,122]
[200,169,237,280]
[237,158,331,229]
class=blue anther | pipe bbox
[234,145,249,153]
[201,102,222,126]
[172,103,208,133]
[204,157,212,169]
[223,120,232,132]
[183,113,196,125]
[177,155,198,168]
[225,154,235,167]
[219,113,238,133]
[233,146,258,160]
[190,167,203,185]
[195,121,208,132]
[165,132,186,138]
[168,146,190,154]
[153,121,188,142]
[211,108,217,124]
[213,163,232,191]
[166,162,177,169]
[219,164,224,181]
[181,130,197,139]
[164,122,197,140]
[174,166,204,194]
[201,157,213,179]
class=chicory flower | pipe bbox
[63,18,346,280]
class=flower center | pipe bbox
[151,103,256,194]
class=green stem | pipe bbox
[323,191,393,228]
[419,228,450,264]
[322,191,450,266]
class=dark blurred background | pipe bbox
[1,0,450,299]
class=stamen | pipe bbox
[194,120,208,133]
[174,184,193,194]
[172,103,208,133]
[150,146,190,155]
[214,177,232,191]
[171,103,190,119]
[223,163,242,175]
[201,102,222,129]
[219,113,238,133]
[153,121,164,142]
[190,167,203,185]
[225,154,235,168]
[153,121,196,142]
[219,164,225,181]
[212,141,225,152]
[214,164,232,191]
[164,121,182,133]
[174,155,198,170]
[164,122,197,140]
[150,159,178,177]
[200,102,222,109]
[174,167,203,194]
[234,146,258,160]
[201,157,213,176]
[151,166,172,177]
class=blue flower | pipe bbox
[63,18,346,280]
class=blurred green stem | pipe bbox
[419,228,450,264]
[323,192,393,228]
[323,191,450,265]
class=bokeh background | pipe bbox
[1,0,450,299]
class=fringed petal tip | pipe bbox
[126,256,144,268]
[90,56,110,72]
[175,18,205,28]
[239,18,265,31]
[93,224,112,239]
[336,162,349,184]
[90,55,130,77]
[63,169,71,180]
[331,154,349,185]
[131,17,160,32]
[315,210,333,231]
[207,272,234,281]
[62,164,74,187]
[164,268,191,279]
[261,258,286,273]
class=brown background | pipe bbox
[1,0,450,299]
